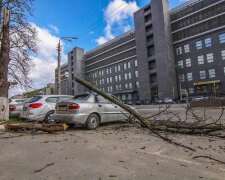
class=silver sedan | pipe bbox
[52,93,136,129]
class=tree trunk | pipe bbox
[0,9,10,121]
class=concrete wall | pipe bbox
[68,47,85,96]
[134,8,151,100]
[151,0,178,99]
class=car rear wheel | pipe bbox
[86,114,100,130]
[44,111,55,124]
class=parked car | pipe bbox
[52,93,136,130]
[20,95,73,123]
[163,98,173,104]
[192,96,207,101]
[135,100,142,105]
[9,99,29,118]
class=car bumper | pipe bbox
[20,112,45,122]
[52,113,89,125]
[9,111,21,118]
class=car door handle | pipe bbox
[98,105,102,107]
[114,106,117,108]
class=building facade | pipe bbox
[55,63,69,95]
[84,30,139,101]
[57,0,225,101]
[171,0,225,97]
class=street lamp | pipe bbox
[57,36,77,95]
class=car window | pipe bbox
[45,97,59,103]
[59,96,73,102]
[27,96,42,103]
[74,94,89,101]
[96,95,110,103]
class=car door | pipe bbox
[95,95,116,123]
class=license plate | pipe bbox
[59,107,67,111]
[23,107,27,111]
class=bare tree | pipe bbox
[0,0,37,120]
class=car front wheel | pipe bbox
[44,111,55,124]
[86,114,100,130]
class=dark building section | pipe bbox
[55,63,69,95]
[84,30,139,102]
[171,0,225,97]
[68,47,85,96]
[134,0,178,101]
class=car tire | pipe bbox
[128,115,135,123]
[44,111,55,124]
[86,114,100,130]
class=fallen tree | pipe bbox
[75,76,199,151]
[4,123,69,133]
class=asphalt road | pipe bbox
[0,105,225,180]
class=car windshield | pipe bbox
[27,96,42,103]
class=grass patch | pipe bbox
[0,118,24,125]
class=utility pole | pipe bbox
[56,40,62,95]
[56,37,77,95]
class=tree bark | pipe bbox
[4,123,69,133]
[0,9,10,121]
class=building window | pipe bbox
[102,79,104,84]
[221,50,225,60]
[115,66,117,72]
[136,82,139,88]
[119,84,122,90]
[102,70,104,76]
[176,46,182,55]
[124,73,127,80]
[219,33,225,43]
[135,71,138,78]
[109,68,112,74]
[107,78,109,84]
[196,41,202,50]
[125,84,128,89]
[187,73,193,81]
[110,77,112,83]
[177,60,184,68]
[189,88,194,94]
[129,83,132,89]
[198,55,204,65]
[206,53,214,63]
[135,60,138,67]
[204,38,212,47]
[184,44,190,53]
[128,72,132,79]
[116,85,119,91]
[99,71,101,77]
[179,74,185,82]
[115,76,118,82]
[124,63,127,70]
[208,69,215,78]
[106,69,109,74]
[185,58,191,67]
[200,70,206,79]
[119,75,121,81]
[118,65,121,71]
[128,62,131,69]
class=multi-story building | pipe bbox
[171,0,225,97]
[84,30,139,101]
[134,0,178,100]
[55,63,69,95]
[56,0,225,101]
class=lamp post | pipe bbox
[57,37,77,95]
